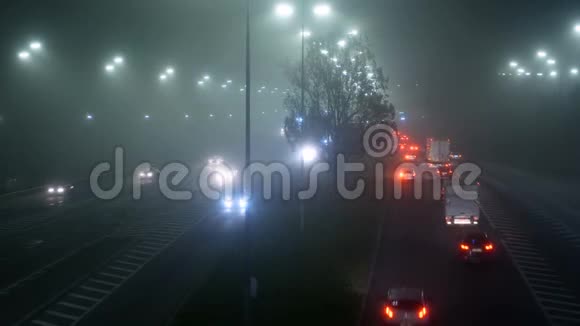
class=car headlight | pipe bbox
[147,172,153,177]
[224,199,234,209]
[139,172,146,177]
[48,187,55,193]
[57,187,65,193]
[238,198,248,209]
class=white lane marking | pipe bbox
[535,291,576,299]
[98,272,126,280]
[477,195,580,326]
[539,298,580,308]
[57,301,90,311]
[80,285,110,295]
[543,305,580,315]
[550,315,580,323]
[31,320,60,326]
[135,244,160,251]
[124,254,148,261]
[115,260,140,267]
[89,278,119,287]
[127,249,154,256]
[31,319,59,326]
[68,293,99,302]
[527,277,563,285]
[108,266,134,273]
[45,309,79,320]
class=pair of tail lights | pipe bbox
[384,306,428,319]
[460,243,493,251]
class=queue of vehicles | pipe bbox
[386,134,496,324]
[397,133,494,256]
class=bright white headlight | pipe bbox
[147,172,153,177]
[139,172,146,177]
[48,187,55,193]
[57,187,65,193]
[224,199,234,209]
[238,198,248,209]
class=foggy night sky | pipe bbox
[2,0,580,185]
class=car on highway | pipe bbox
[398,168,416,181]
[222,194,249,214]
[46,184,73,196]
[459,231,495,263]
[382,287,430,325]
[137,168,159,184]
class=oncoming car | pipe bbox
[137,168,157,183]
[222,195,249,214]
[47,184,73,195]
[382,287,430,325]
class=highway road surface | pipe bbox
[2,176,580,325]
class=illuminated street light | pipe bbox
[185,114,190,119]
[166,66,174,75]
[198,80,204,85]
[227,79,233,84]
[509,61,518,68]
[113,56,124,64]
[549,70,558,77]
[313,4,331,17]
[575,24,580,33]
[537,50,547,58]
[159,74,167,81]
[301,30,312,38]
[525,72,531,76]
[144,114,150,119]
[275,3,294,17]
[320,49,329,55]
[517,68,525,74]
[18,51,31,61]
[331,56,338,62]
[547,59,556,65]
[337,39,347,48]
[29,41,42,51]
[571,68,578,76]
[537,73,543,76]
[203,75,210,80]
[86,114,93,120]
[221,84,227,88]
[348,29,358,36]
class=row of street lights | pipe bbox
[502,23,580,79]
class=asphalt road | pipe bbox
[359,182,547,326]
[1,174,576,325]
[0,181,236,326]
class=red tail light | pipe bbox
[418,306,428,319]
[384,305,394,319]
[484,243,494,251]
[460,243,469,250]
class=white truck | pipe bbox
[426,138,450,163]
[444,184,479,226]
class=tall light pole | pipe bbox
[244,0,252,325]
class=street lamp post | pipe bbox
[243,0,252,325]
